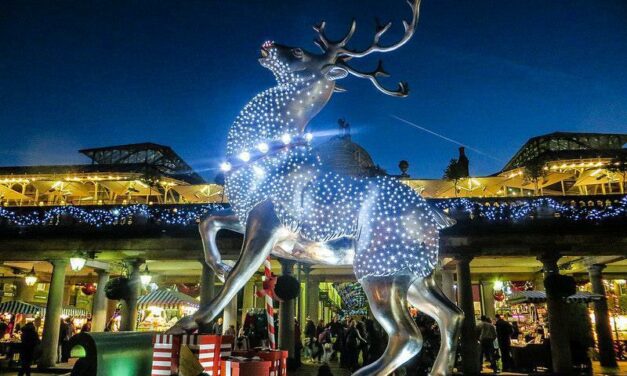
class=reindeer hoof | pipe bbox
[166,315,198,335]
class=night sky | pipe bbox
[1,0,626,179]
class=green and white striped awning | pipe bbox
[37,305,90,318]
[0,300,43,315]
[508,290,605,305]
[138,289,200,310]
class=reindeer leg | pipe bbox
[168,200,282,334]
[353,274,423,376]
[408,274,463,376]
[199,210,244,282]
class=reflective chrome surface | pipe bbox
[169,1,462,374]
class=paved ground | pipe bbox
[1,358,624,375]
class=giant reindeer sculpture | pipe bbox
[169,1,463,374]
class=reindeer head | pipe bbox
[258,0,421,97]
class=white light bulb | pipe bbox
[253,165,265,177]
[238,151,251,162]
[304,132,313,142]
[281,133,292,145]
[220,162,232,172]
[257,142,269,153]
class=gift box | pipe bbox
[151,334,175,376]
[220,358,271,376]
[151,334,222,376]
[256,350,288,376]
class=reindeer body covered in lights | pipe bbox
[169,1,463,374]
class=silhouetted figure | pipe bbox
[476,316,498,372]
[495,314,514,371]
[18,322,39,376]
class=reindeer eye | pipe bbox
[292,48,304,58]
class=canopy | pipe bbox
[37,304,90,318]
[508,290,605,305]
[138,289,200,310]
[0,300,42,315]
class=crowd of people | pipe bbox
[302,315,386,373]
[475,314,524,373]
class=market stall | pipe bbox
[137,289,199,332]
[0,300,44,366]
[506,290,602,372]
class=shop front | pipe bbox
[137,289,199,332]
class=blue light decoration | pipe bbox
[0,196,624,228]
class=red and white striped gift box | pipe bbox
[177,334,222,376]
[217,335,235,376]
[151,334,175,376]
[257,350,288,376]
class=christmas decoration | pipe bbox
[167,2,466,375]
[105,277,130,300]
[81,283,97,296]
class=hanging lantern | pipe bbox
[24,266,38,287]
[70,253,87,272]
[140,265,152,286]
[82,283,97,296]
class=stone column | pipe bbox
[441,269,456,303]
[120,260,142,331]
[91,270,109,332]
[223,295,238,334]
[455,255,480,375]
[538,253,572,374]
[587,264,617,368]
[14,278,36,303]
[305,270,319,323]
[39,259,67,369]
[481,280,496,319]
[278,259,296,365]
[199,261,216,308]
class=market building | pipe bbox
[0,131,625,373]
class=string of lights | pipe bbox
[0,196,623,228]
[432,196,627,223]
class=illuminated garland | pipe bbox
[0,196,624,228]
[0,204,227,227]
[432,196,627,223]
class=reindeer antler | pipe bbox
[313,0,421,97]
[337,59,409,97]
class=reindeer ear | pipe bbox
[322,65,348,81]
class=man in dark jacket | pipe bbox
[495,314,514,371]
[304,317,316,361]
[19,322,40,376]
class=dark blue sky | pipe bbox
[1,0,626,179]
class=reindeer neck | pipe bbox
[226,74,334,158]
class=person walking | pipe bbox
[304,317,316,361]
[212,317,223,335]
[57,318,68,363]
[18,321,39,376]
[476,316,498,372]
[345,320,367,372]
[328,316,344,363]
[495,314,514,371]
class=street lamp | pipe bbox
[70,253,87,272]
[140,265,152,286]
[24,266,38,287]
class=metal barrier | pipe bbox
[69,331,154,376]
